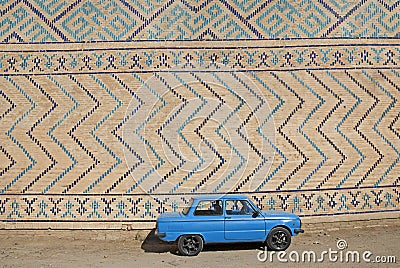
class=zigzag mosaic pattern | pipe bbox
[0,1,399,225]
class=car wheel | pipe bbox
[177,235,203,256]
[266,227,291,251]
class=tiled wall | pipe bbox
[0,0,399,228]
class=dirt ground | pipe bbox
[1,219,399,268]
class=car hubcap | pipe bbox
[182,236,200,254]
[271,231,288,249]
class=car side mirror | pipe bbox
[252,211,259,218]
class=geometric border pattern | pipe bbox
[1,187,399,221]
[1,40,400,75]
[1,0,400,42]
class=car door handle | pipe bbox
[225,217,231,219]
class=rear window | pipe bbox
[182,198,194,215]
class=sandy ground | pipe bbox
[1,219,399,268]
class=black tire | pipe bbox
[178,235,203,256]
[266,227,291,251]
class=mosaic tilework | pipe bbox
[1,40,399,223]
[0,1,399,226]
[1,40,400,74]
[0,0,399,42]
[0,187,399,221]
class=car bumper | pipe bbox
[294,228,304,234]
[155,229,166,238]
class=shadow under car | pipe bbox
[141,229,264,255]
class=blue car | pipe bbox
[156,195,303,256]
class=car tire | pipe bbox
[177,235,203,256]
[266,227,291,251]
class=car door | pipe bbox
[224,199,265,241]
[190,200,224,242]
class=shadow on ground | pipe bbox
[141,229,264,255]
[141,229,177,253]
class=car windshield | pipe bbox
[182,198,194,215]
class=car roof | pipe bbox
[191,194,249,201]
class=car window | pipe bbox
[225,200,254,215]
[194,200,223,216]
